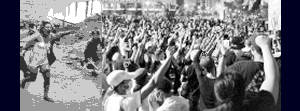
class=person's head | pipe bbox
[106,69,146,95]
[199,56,216,76]
[39,21,53,37]
[224,51,237,68]
[230,37,244,50]
[132,68,149,92]
[91,30,100,38]
[213,70,245,111]
[155,78,173,101]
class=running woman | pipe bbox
[20,21,75,102]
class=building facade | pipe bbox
[100,0,177,14]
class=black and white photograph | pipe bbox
[20,0,281,111]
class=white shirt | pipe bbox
[156,96,189,111]
[104,91,142,111]
[242,47,251,52]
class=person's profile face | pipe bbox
[42,23,52,36]
[120,80,131,89]
[44,24,52,31]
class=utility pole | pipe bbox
[91,0,94,15]
[86,1,89,19]
[75,2,78,17]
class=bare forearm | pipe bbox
[261,46,278,79]
[21,33,40,42]
[260,45,280,104]
[216,55,225,77]
[57,30,72,37]
[130,50,137,61]
[185,40,195,59]
[101,53,107,70]
[153,57,172,85]
[193,50,203,80]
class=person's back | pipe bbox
[192,50,217,110]
[198,77,215,110]
[227,60,264,98]
[181,65,200,111]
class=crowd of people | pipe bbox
[20,11,281,111]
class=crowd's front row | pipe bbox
[102,35,280,111]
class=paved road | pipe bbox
[20,66,101,111]
[20,30,104,111]
[20,62,103,111]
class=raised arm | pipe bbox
[133,40,146,68]
[216,40,228,78]
[20,27,41,42]
[112,28,121,45]
[53,29,75,39]
[193,49,203,74]
[256,35,280,105]
[185,36,196,60]
[140,47,174,101]
[101,42,112,70]
[174,31,185,60]
[130,48,137,63]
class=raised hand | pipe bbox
[105,42,112,53]
[255,35,271,48]
[166,46,176,58]
[218,40,228,55]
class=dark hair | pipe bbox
[224,51,237,67]
[156,78,173,94]
[223,34,229,40]
[213,70,245,111]
[39,21,53,35]
[133,74,149,92]
[28,23,35,29]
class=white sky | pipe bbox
[21,0,103,23]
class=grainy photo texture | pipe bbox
[20,0,281,111]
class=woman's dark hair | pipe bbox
[213,70,245,111]
[224,51,237,67]
[156,78,173,94]
[133,74,149,92]
[39,21,53,35]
